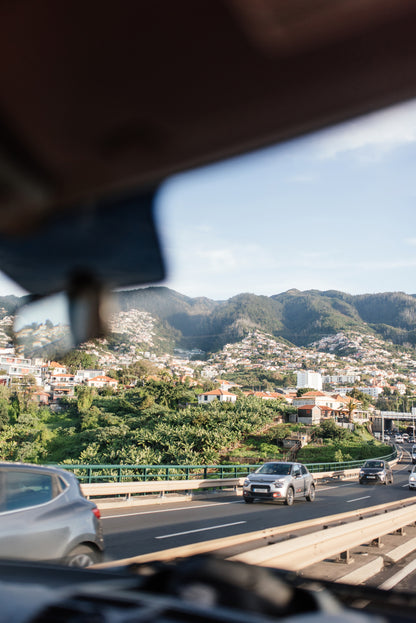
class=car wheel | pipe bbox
[306,484,315,502]
[284,487,294,506]
[244,497,254,504]
[66,545,102,568]
[359,479,363,485]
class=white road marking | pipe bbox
[378,558,416,590]
[318,484,355,492]
[103,500,241,520]
[155,521,247,539]
[346,496,371,503]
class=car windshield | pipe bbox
[255,464,292,476]
[1,96,416,612]
[364,461,384,469]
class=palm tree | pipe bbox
[346,399,359,423]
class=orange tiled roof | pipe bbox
[201,389,236,396]
[301,390,327,396]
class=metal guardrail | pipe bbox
[61,448,397,484]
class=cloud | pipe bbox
[196,243,275,273]
[316,99,416,160]
[405,237,416,247]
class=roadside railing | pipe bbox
[60,464,257,484]
[304,448,398,474]
[60,448,397,484]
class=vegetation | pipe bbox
[297,421,392,463]
[223,368,295,391]
[0,383,295,466]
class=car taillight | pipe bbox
[92,507,101,519]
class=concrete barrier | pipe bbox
[230,502,416,570]
[81,477,242,499]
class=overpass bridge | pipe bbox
[373,410,416,440]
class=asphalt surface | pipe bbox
[101,445,415,563]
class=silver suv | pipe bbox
[242,461,315,506]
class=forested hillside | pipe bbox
[115,287,416,352]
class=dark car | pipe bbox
[0,462,104,566]
[359,460,393,485]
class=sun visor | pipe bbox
[0,189,165,296]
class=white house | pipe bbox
[86,375,118,389]
[74,369,105,383]
[198,389,237,405]
[292,391,342,410]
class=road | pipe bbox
[102,447,414,563]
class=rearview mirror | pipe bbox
[14,283,117,359]
[14,293,73,359]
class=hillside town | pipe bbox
[2,306,416,434]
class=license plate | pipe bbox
[252,488,264,492]
[367,476,376,479]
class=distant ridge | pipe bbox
[116,287,416,352]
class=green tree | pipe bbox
[296,387,314,397]
[76,386,95,414]
[60,350,98,372]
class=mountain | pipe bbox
[115,287,416,352]
[6,287,416,357]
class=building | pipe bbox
[74,369,105,383]
[296,371,322,391]
[0,355,42,385]
[358,386,384,399]
[197,389,237,404]
[293,405,327,425]
[86,375,118,389]
[292,391,342,410]
[323,374,361,384]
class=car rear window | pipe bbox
[1,471,54,512]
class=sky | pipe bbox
[2,99,416,302]
[154,98,416,301]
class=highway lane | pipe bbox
[102,453,415,562]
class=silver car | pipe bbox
[0,462,104,567]
[242,461,316,506]
[409,465,416,490]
